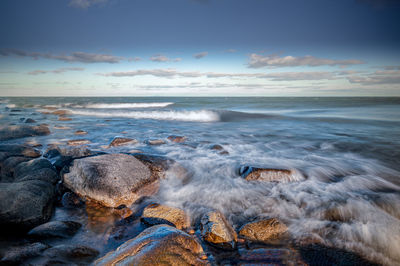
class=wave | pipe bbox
[68,109,219,122]
[77,102,174,109]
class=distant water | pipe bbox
[1,97,400,265]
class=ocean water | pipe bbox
[1,97,400,264]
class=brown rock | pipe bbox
[147,139,166,145]
[94,225,208,266]
[210,144,224,150]
[167,135,186,143]
[200,211,237,250]
[238,218,288,243]
[109,137,138,147]
[0,125,50,141]
[74,130,88,135]
[67,139,91,146]
[52,110,69,116]
[63,154,156,208]
[239,166,304,183]
[141,203,190,230]
[58,116,72,121]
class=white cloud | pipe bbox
[347,70,400,85]
[28,67,85,75]
[150,54,182,62]
[248,54,364,68]
[69,0,108,9]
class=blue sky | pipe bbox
[0,0,399,96]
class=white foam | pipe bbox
[68,109,220,122]
[78,102,174,109]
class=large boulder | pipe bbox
[238,218,288,243]
[63,154,157,208]
[0,156,32,182]
[0,144,41,158]
[239,166,305,183]
[141,203,190,230]
[94,225,208,265]
[200,211,237,250]
[0,125,50,141]
[0,242,49,264]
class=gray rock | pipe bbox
[0,242,49,264]
[14,159,58,184]
[63,154,156,207]
[0,180,55,229]
[25,118,36,123]
[94,225,208,265]
[0,144,41,158]
[0,125,50,141]
[43,244,99,261]
[109,137,138,147]
[61,192,84,208]
[28,220,82,238]
[0,156,32,182]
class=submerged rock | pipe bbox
[239,166,304,183]
[28,220,82,238]
[0,144,42,158]
[67,139,91,146]
[61,192,85,208]
[167,135,186,143]
[94,225,208,265]
[141,203,190,230]
[147,139,166,145]
[25,118,36,123]
[109,137,138,147]
[43,244,99,262]
[74,130,88,135]
[58,116,72,121]
[0,242,49,264]
[238,218,288,243]
[0,125,50,141]
[52,110,69,116]
[200,211,237,250]
[63,154,156,208]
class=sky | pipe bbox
[0,0,400,97]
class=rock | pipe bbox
[200,211,237,250]
[0,125,50,141]
[210,144,224,150]
[43,244,99,262]
[14,158,58,184]
[238,218,288,243]
[238,247,305,265]
[63,154,156,208]
[94,225,208,266]
[45,146,100,172]
[0,242,49,264]
[52,110,69,116]
[141,203,190,230]
[24,140,43,147]
[53,125,70,130]
[74,130,87,135]
[67,139,91,146]
[58,116,72,121]
[239,166,304,183]
[167,135,186,143]
[0,156,32,182]
[0,180,55,230]
[0,144,41,158]
[109,137,138,147]
[147,139,166,145]
[61,192,84,208]
[25,118,36,123]
[28,220,82,238]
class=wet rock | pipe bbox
[24,140,43,147]
[53,125,70,130]
[25,118,36,123]
[63,154,156,208]
[0,125,50,141]
[0,156,32,182]
[61,192,85,208]
[0,242,49,264]
[238,247,305,265]
[14,159,58,184]
[200,211,237,250]
[43,244,99,263]
[238,218,288,243]
[58,116,72,121]
[45,146,100,172]
[210,144,224,150]
[0,180,55,230]
[167,135,186,143]
[147,139,166,145]
[239,166,304,183]
[94,225,208,265]
[74,130,87,135]
[67,139,91,146]
[109,137,138,147]
[141,203,190,230]
[52,110,69,116]
[0,144,42,158]
[28,220,81,239]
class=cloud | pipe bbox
[99,68,337,81]
[248,54,364,68]
[69,0,108,9]
[347,70,400,85]
[225,49,237,53]
[0,48,124,63]
[150,55,182,62]
[28,67,85,75]
[383,66,400,70]
[193,52,208,59]
[128,57,141,62]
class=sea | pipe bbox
[1,97,400,265]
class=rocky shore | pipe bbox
[0,123,380,265]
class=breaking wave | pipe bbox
[77,102,174,109]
